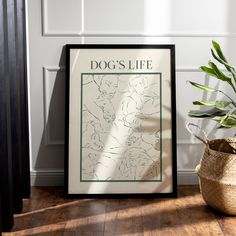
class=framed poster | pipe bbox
[65,44,176,197]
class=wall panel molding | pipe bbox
[42,31,236,38]
[176,67,202,72]
[176,67,232,72]
[177,169,199,185]
[41,0,82,36]
[177,139,203,145]
[81,32,236,38]
[43,66,65,146]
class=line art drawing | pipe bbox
[81,73,161,181]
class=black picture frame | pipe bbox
[65,44,177,198]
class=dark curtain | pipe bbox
[0,0,30,232]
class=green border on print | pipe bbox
[80,73,162,182]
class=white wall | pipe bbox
[26,0,236,186]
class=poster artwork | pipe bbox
[81,73,162,181]
[66,45,176,196]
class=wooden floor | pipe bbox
[2,186,236,236]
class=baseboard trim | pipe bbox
[30,170,198,186]
[177,170,199,185]
[30,170,64,186]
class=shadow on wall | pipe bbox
[176,74,218,171]
[34,47,66,185]
[33,0,149,186]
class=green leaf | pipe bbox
[200,66,216,77]
[212,40,227,62]
[188,81,216,92]
[211,48,236,83]
[188,41,236,129]
[211,49,234,70]
[215,109,236,128]
[215,101,232,109]
[208,62,236,92]
[193,101,215,106]
[208,62,231,83]
[218,115,236,128]
[192,101,231,110]
[188,107,228,117]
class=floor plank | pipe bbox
[2,186,236,235]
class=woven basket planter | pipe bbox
[196,138,236,215]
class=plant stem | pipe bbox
[230,69,236,87]
[218,90,236,107]
[231,84,236,95]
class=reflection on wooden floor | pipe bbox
[3,186,236,235]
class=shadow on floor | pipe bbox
[4,186,234,236]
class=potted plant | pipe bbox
[187,40,236,215]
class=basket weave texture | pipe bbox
[196,138,236,215]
